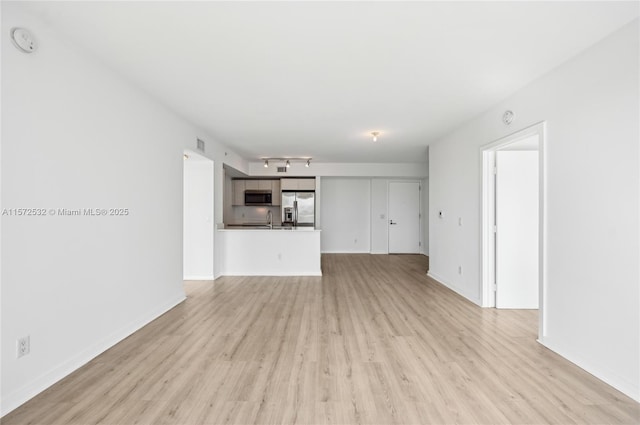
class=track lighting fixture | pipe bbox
[260,157,312,168]
[371,131,380,142]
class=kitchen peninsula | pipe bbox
[219,176,321,276]
[217,226,321,276]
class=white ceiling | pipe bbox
[21,1,638,163]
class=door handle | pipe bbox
[390,220,397,225]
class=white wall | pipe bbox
[320,178,371,253]
[1,5,246,415]
[428,20,639,400]
[322,177,426,254]
[183,155,214,280]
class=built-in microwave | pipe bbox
[244,190,272,205]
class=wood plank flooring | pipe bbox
[4,254,639,424]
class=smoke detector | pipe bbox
[10,27,37,53]
[502,110,515,125]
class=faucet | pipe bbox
[266,210,273,229]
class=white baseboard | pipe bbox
[538,337,640,403]
[222,271,322,276]
[426,271,482,306]
[0,294,186,417]
[183,275,215,280]
[321,250,371,254]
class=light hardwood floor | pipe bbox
[4,254,639,424]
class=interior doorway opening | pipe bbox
[183,150,214,280]
[481,122,546,337]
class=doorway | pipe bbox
[388,181,421,254]
[481,123,545,333]
[183,150,214,280]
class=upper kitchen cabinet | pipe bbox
[281,178,315,191]
[271,180,281,205]
[298,178,316,191]
[259,180,272,190]
[244,179,276,191]
[245,180,259,190]
[232,180,245,206]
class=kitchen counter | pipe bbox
[216,224,321,276]
[220,224,317,231]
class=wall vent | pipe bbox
[277,166,287,173]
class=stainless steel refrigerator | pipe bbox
[281,191,315,227]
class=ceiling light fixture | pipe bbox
[260,157,312,168]
[183,154,189,160]
[371,131,380,142]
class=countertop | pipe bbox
[219,223,319,231]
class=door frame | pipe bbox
[387,180,423,254]
[480,122,546,337]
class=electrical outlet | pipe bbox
[17,336,30,358]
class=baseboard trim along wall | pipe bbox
[183,275,215,281]
[222,272,323,277]
[321,250,371,254]
[0,295,186,416]
[426,271,482,307]
[538,337,640,403]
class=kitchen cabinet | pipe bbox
[259,180,272,190]
[280,179,297,191]
[281,178,315,191]
[232,180,245,206]
[298,178,316,191]
[244,180,273,190]
[271,180,281,205]
[245,180,260,190]
[232,179,282,206]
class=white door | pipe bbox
[388,182,421,253]
[495,151,539,309]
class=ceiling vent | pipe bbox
[277,166,288,173]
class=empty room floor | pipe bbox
[3,254,639,424]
